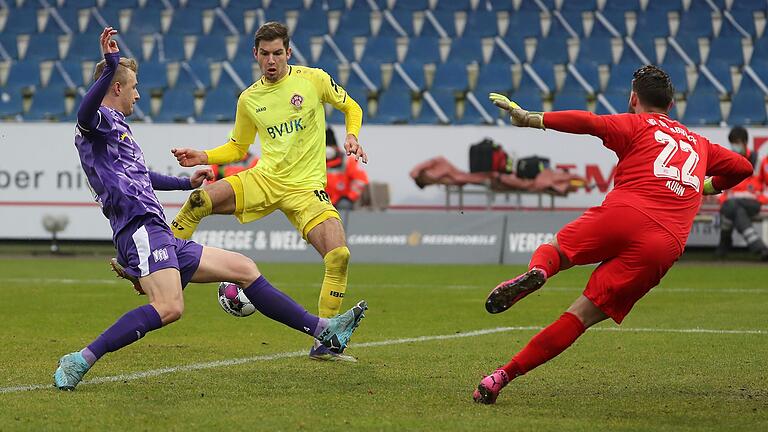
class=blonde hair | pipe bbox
[92,57,138,85]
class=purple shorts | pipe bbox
[114,214,203,288]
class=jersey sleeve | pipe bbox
[204,94,256,164]
[542,111,636,155]
[313,69,363,138]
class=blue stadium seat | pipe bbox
[633,10,670,38]
[598,9,627,36]
[390,10,416,36]
[335,10,371,37]
[676,8,713,39]
[572,61,600,91]
[374,90,410,124]
[487,0,514,11]
[578,37,613,65]
[527,61,556,91]
[0,89,24,118]
[552,91,588,111]
[458,97,489,124]
[435,0,471,11]
[507,11,541,38]
[264,0,303,14]
[230,57,256,85]
[620,36,655,65]
[519,0,553,11]
[431,62,468,92]
[423,89,455,123]
[158,34,187,62]
[547,17,575,39]
[2,8,37,34]
[559,11,586,37]
[476,62,513,93]
[199,86,239,122]
[708,36,744,66]
[59,60,88,86]
[728,87,767,126]
[448,37,483,64]
[397,61,426,90]
[727,10,758,38]
[603,0,640,11]
[605,62,640,94]
[67,33,102,62]
[4,60,41,91]
[179,0,220,9]
[362,36,398,63]
[391,0,429,11]
[156,88,196,122]
[511,86,543,111]
[26,85,67,121]
[561,0,596,11]
[682,89,721,125]
[407,37,442,64]
[377,12,405,37]
[168,8,204,35]
[0,35,19,60]
[428,10,457,37]
[729,0,767,11]
[293,12,331,38]
[532,36,569,64]
[413,98,440,124]
[646,0,682,12]
[180,61,211,90]
[464,10,498,38]
[138,61,167,91]
[750,36,768,64]
[24,34,60,61]
[130,7,163,35]
[706,60,733,92]
[560,72,590,95]
[668,33,700,64]
[120,32,157,62]
[193,35,228,62]
[350,62,382,89]
[596,91,627,115]
[62,0,99,8]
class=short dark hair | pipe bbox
[632,65,674,111]
[254,21,290,50]
[728,125,748,144]
[92,57,138,84]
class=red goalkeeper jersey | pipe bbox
[544,111,752,249]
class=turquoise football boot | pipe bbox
[53,352,91,391]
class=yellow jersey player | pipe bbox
[169,22,366,362]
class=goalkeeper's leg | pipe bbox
[171,179,238,239]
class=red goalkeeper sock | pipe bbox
[501,312,586,378]
[528,243,561,279]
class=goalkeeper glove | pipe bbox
[702,177,720,196]
[489,93,545,129]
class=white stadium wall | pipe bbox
[1,122,767,240]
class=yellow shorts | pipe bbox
[223,169,340,239]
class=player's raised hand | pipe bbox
[171,148,208,167]
[488,92,545,130]
[99,27,119,56]
[189,168,214,188]
[344,134,368,164]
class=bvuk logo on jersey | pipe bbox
[290,93,304,110]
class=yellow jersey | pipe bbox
[204,65,363,190]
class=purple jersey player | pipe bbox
[54,28,367,391]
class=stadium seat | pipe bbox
[406,37,442,64]
[728,87,767,126]
[633,10,670,39]
[659,61,688,93]
[511,86,543,111]
[2,8,37,34]
[264,0,304,14]
[676,8,713,39]
[596,91,627,115]
[26,85,67,121]
[707,36,744,66]
[532,36,570,64]
[138,61,168,91]
[464,10,498,38]
[434,0,471,11]
[447,37,484,65]
[199,86,239,122]
[0,89,23,118]
[67,33,103,62]
[727,10,758,38]
[669,33,701,64]
[603,0,640,12]
[193,35,229,62]
[391,0,430,11]
[374,90,410,124]
[424,89,455,123]
[527,61,556,91]
[645,0,682,13]
[129,7,163,35]
[397,61,426,90]
[605,62,640,95]
[335,10,371,38]
[23,34,61,61]
[349,62,382,89]
[431,62,468,92]
[598,9,628,36]
[389,10,416,36]
[429,10,457,37]
[571,61,600,91]
[750,36,768,64]
[476,62,513,93]
[486,0,514,11]
[361,36,398,63]
[156,88,196,122]
[728,0,767,11]
[561,0,596,12]
[552,91,588,111]
[682,89,722,125]
[4,60,41,91]
[507,11,542,38]
[706,60,734,93]
[168,8,204,35]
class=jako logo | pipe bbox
[267,118,304,139]
[152,248,169,262]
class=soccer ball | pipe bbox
[217,282,256,317]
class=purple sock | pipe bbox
[243,276,320,336]
[85,304,162,363]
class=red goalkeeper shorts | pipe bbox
[556,204,682,323]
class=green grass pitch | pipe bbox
[0,257,766,431]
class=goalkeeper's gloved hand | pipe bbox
[488,93,545,129]
[702,177,721,196]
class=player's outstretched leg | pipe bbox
[311,245,356,362]
[486,243,561,314]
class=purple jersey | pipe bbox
[75,107,166,237]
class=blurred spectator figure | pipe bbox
[716,126,768,260]
[326,127,369,210]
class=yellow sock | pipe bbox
[171,189,212,240]
[318,246,350,318]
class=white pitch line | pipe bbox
[2,277,767,294]
[0,325,765,395]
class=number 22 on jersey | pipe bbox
[652,129,701,193]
